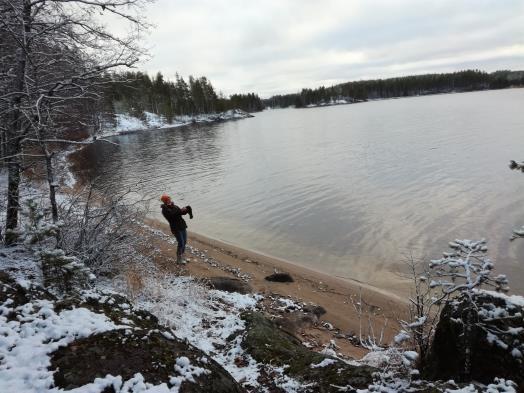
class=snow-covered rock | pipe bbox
[0,270,243,393]
[424,291,524,390]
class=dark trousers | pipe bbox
[173,228,187,256]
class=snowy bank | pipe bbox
[101,109,253,138]
[0,267,243,393]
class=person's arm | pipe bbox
[182,205,193,219]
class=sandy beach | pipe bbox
[143,218,409,359]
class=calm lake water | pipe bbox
[76,89,524,294]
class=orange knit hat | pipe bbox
[160,194,171,204]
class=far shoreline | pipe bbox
[265,85,524,110]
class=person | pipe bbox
[160,194,193,264]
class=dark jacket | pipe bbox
[161,203,187,232]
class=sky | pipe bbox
[135,0,524,97]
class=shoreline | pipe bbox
[63,110,411,358]
[97,109,254,139]
[266,85,524,110]
[144,218,408,358]
[188,228,408,304]
[61,140,410,359]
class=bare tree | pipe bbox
[349,286,389,350]
[58,177,154,276]
[0,0,150,242]
[395,254,444,364]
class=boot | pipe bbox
[176,255,183,264]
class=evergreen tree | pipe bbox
[265,70,524,108]
[103,71,265,120]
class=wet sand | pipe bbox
[144,218,409,359]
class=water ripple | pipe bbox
[77,89,524,293]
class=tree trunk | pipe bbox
[5,149,21,231]
[5,0,31,242]
[44,150,59,223]
[0,130,5,162]
[462,305,474,381]
[5,105,23,239]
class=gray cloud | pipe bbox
[139,0,524,97]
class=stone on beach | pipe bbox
[264,272,294,283]
[206,276,252,294]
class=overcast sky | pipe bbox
[137,0,524,97]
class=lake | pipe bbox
[75,88,524,294]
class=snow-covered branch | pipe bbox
[429,239,509,297]
[0,0,150,235]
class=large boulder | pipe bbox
[0,271,244,393]
[241,311,375,392]
[51,330,242,392]
[423,291,524,391]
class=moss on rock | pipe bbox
[50,329,243,392]
[241,311,375,392]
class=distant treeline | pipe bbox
[105,71,264,121]
[104,69,524,119]
[265,70,524,108]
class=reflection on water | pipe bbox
[74,89,524,294]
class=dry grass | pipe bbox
[120,266,145,300]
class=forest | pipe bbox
[105,71,265,123]
[265,69,524,108]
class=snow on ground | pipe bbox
[0,245,43,287]
[276,297,302,311]
[130,273,305,392]
[443,378,517,393]
[99,109,253,138]
[112,112,153,133]
[0,248,234,392]
[0,251,119,393]
[310,358,337,368]
[1,234,521,392]
[305,99,351,108]
[54,146,83,189]
[0,297,122,393]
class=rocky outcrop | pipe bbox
[51,330,242,392]
[0,271,244,392]
[241,311,375,392]
[423,291,524,391]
